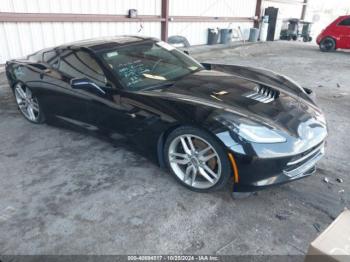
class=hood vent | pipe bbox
[244,85,280,103]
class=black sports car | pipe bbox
[5,36,327,193]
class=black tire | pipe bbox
[164,126,232,192]
[292,35,297,41]
[12,83,46,124]
[319,37,336,52]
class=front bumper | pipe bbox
[316,33,324,44]
[224,134,326,192]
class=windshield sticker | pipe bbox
[188,66,198,71]
[143,73,166,81]
[106,51,118,58]
[156,41,175,51]
[117,60,150,87]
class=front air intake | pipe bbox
[244,85,280,103]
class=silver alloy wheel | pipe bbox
[168,134,222,189]
[14,83,40,122]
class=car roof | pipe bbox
[57,35,157,52]
[338,15,350,19]
[26,35,159,60]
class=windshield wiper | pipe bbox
[140,67,203,91]
[142,81,176,91]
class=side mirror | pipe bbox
[183,50,190,55]
[71,78,106,94]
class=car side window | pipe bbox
[58,50,107,86]
[43,50,60,69]
[338,18,350,26]
[28,52,43,62]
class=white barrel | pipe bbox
[248,28,260,42]
[259,20,269,42]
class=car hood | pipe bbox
[148,69,327,144]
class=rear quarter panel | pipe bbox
[6,60,42,90]
[5,60,55,116]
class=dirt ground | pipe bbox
[0,41,349,256]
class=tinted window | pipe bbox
[98,41,202,90]
[43,50,60,68]
[28,52,43,62]
[58,50,107,86]
[339,18,350,26]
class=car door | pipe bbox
[39,49,93,126]
[46,49,137,136]
[41,48,121,130]
[84,46,170,138]
[85,81,170,149]
[337,17,350,48]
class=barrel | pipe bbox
[248,28,260,42]
[220,29,232,44]
[207,28,219,45]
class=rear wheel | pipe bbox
[303,36,310,42]
[14,83,45,124]
[164,126,231,192]
[319,37,336,52]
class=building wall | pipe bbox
[1,0,345,64]
[168,22,253,46]
[1,0,256,63]
[261,0,303,20]
[169,0,256,17]
[306,0,350,39]
[0,0,161,63]
[0,0,310,64]
[168,0,256,45]
[0,21,161,62]
[0,0,161,15]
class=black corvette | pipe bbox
[5,36,327,193]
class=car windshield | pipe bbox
[98,41,202,90]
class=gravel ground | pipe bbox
[0,41,349,256]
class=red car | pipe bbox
[316,15,350,51]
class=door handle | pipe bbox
[126,108,140,118]
[126,113,136,118]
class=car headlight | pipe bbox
[215,115,286,143]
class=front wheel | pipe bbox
[164,126,231,192]
[14,83,45,124]
[319,37,336,52]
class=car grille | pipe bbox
[283,142,325,178]
[244,85,280,103]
